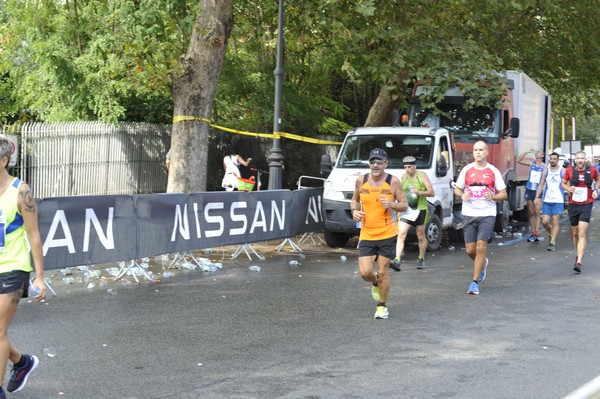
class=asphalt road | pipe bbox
[9,204,600,399]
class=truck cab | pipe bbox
[320,126,454,250]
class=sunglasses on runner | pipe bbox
[369,159,385,166]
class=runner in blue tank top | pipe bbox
[517,148,545,242]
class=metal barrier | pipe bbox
[276,175,327,252]
[9,122,171,197]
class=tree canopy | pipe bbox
[2,0,600,184]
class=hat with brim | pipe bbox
[369,148,387,161]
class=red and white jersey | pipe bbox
[456,163,506,217]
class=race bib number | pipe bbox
[544,187,562,203]
[529,170,542,184]
[402,207,419,222]
[572,187,588,202]
[467,186,487,199]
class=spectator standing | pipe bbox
[221,154,252,191]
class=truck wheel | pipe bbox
[426,214,442,252]
[494,200,510,232]
[323,229,351,248]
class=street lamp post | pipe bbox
[268,0,285,190]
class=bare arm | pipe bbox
[561,176,574,193]
[534,166,548,203]
[351,175,364,221]
[492,188,508,202]
[379,176,408,212]
[392,176,408,212]
[18,183,47,301]
[237,155,252,167]
[417,172,435,197]
[516,148,534,166]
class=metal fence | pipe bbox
[4,122,171,198]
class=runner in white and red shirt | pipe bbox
[454,141,507,295]
[561,151,599,273]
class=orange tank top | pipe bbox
[359,173,398,241]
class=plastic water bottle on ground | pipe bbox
[289,260,299,266]
[249,265,261,272]
[43,347,57,358]
[163,271,174,279]
[340,255,347,261]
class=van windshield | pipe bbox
[338,135,433,169]
[409,100,501,143]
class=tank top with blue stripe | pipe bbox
[0,178,32,274]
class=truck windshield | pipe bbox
[409,100,501,143]
[337,135,433,169]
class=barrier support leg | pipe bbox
[232,244,265,260]
[276,237,302,253]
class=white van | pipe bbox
[320,126,455,250]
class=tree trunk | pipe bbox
[364,87,395,127]
[168,0,233,193]
[364,72,409,127]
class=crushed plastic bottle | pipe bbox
[28,284,41,297]
[163,271,174,279]
[249,265,261,272]
[289,260,299,266]
[448,245,455,251]
[106,288,117,295]
[63,277,75,285]
[340,255,347,261]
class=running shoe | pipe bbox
[7,354,39,393]
[390,257,401,272]
[547,243,555,251]
[534,235,540,243]
[374,305,389,319]
[478,258,489,283]
[371,285,380,301]
[416,258,425,269]
[467,281,479,295]
[527,233,538,242]
[573,263,582,274]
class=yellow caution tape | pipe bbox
[173,115,342,145]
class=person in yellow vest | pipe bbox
[351,148,408,319]
[0,138,46,398]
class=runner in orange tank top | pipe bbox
[351,148,407,319]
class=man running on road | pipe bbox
[453,141,507,295]
[561,151,599,273]
[351,148,408,319]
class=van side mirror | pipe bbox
[437,155,448,177]
[320,154,333,176]
[506,117,520,138]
